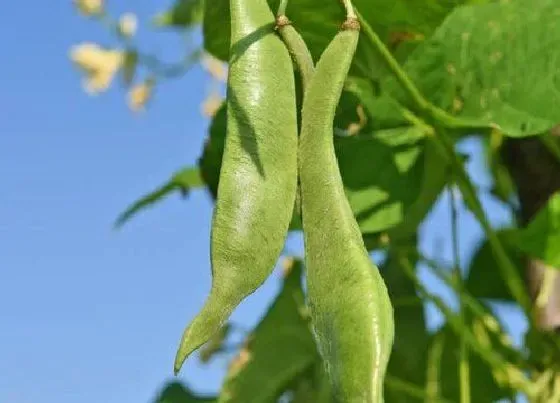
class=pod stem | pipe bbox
[340,0,357,19]
[277,0,288,17]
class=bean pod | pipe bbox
[299,19,395,402]
[174,0,298,374]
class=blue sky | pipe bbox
[0,2,526,403]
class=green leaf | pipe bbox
[198,103,226,199]
[154,381,216,403]
[517,191,560,268]
[286,363,332,403]
[387,0,560,136]
[198,323,232,364]
[202,0,476,72]
[335,126,427,235]
[433,319,511,403]
[218,260,318,402]
[465,229,525,301]
[382,244,430,402]
[154,0,204,28]
[114,167,204,228]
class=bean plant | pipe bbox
[70,0,560,401]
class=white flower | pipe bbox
[74,0,103,17]
[201,53,228,82]
[201,91,223,118]
[128,79,154,112]
[70,43,124,94]
[119,13,138,38]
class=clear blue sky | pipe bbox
[0,2,526,403]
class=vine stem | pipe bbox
[355,9,494,131]
[96,13,199,81]
[277,0,288,16]
[385,375,454,403]
[355,9,428,110]
[414,251,530,370]
[429,131,533,316]
[340,0,357,19]
[398,256,534,397]
[449,187,471,403]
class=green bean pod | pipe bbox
[299,19,394,402]
[173,0,298,374]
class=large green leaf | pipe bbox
[153,381,216,403]
[114,167,204,227]
[335,126,425,234]
[218,260,318,402]
[203,0,477,75]
[517,191,560,268]
[386,0,560,137]
[465,229,525,301]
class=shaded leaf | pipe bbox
[517,191,560,268]
[203,0,478,77]
[285,363,332,403]
[154,0,204,28]
[115,167,204,228]
[218,260,318,402]
[433,318,511,403]
[465,229,525,301]
[386,0,560,136]
[154,381,216,403]
[382,242,430,402]
[198,103,226,199]
[335,126,425,235]
[198,323,232,364]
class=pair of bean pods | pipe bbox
[173,0,394,401]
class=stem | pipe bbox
[97,13,200,81]
[428,130,532,315]
[398,256,533,396]
[354,9,494,132]
[341,0,357,19]
[385,375,454,403]
[277,0,288,16]
[449,188,471,403]
[355,9,428,111]
[417,252,531,370]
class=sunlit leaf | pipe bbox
[115,166,204,228]
[386,0,560,136]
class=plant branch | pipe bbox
[428,130,532,315]
[449,188,470,403]
[398,256,533,396]
[385,375,454,403]
[354,9,495,131]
